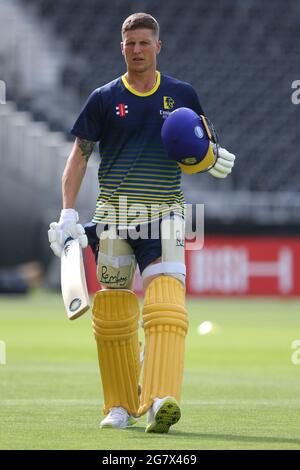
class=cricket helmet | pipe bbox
[161,107,217,174]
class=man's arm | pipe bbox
[48,137,95,257]
[62,137,95,208]
[50,137,95,317]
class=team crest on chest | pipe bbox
[115,103,128,117]
[163,96,175,110]
[160,96,175,119]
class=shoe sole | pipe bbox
[100,416,138,429]
[145,398,181,434]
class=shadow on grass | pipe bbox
[126,426,300,446]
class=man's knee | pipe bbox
[141,215,186,290]
[96,225,136,289]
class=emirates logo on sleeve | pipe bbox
[115,103,128,117]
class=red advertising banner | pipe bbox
[186,237,300,296]
[84,237,300,297]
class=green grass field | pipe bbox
[0,291,300,450]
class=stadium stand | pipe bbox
[14,0,300,190]
[1,0,300,231]
[0,101,98,267]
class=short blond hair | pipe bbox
[122,13,159,39]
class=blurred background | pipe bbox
[1,0,300,451]
[0,0,300,296]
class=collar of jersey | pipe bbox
[121,71,161,97]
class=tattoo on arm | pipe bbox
[78,138,95,162]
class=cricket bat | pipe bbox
[61,238,90,320]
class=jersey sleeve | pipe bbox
[185,84,205,116]
[71,88,103,142]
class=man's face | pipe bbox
[121,28,161,73]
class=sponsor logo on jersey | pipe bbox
[116,103,128,117]
[160,110,172,119]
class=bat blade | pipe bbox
[61,238,90,320]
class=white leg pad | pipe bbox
[96,225,136,289]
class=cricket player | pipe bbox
[48,13,235,433]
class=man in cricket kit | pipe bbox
[48,13,235,433]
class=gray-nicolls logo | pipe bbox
[64,240,72,256]
[176,230,184,247]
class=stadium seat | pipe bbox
[15,0,300,195]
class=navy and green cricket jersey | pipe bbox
[71,71,203,226]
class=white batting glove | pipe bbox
[208,147,236,178]
[48,209,88,257]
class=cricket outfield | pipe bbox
[0,292,300,450]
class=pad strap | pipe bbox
[142,261,186,279]
[98,252,136,269]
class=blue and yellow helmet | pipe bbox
[161,107,217,174]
